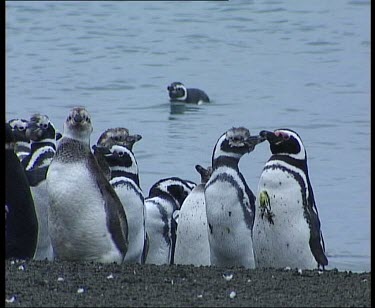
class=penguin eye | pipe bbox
[118,151,124,156]
[19,126,25,131]
[68,116,72,121]
[42,123,49,129]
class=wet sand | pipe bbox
[5,259,371,307]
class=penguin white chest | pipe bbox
[204,169,254,268]
[111,178,145,263]
[46,160,121,263]
[144,198,174,265]
[205,170,249,230]
[253,166,315,269]
[174,186,210,266]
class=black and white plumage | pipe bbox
[46,107,128,263]
[144,177,196,265]
[174,165,212,266]
[167,82,210,104]
[22,114,57,261]
[5,123,38,259]
[94,136,146,264]
[252,129,328,270]
[93,127,141,181]
[204,127,265,268]
[8,118,30,162]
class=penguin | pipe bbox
[5,123,38,259]
[204,127,265,268]
[93,127,141,181]
[252,129,328,270]
[46,107,128,263]
[144,177,196,265]
[93,136,146,264]
[8,118,30,162]
[22,114,57,261]
[173,165,212,266]
[167,82,210,104]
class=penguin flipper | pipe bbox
[239,173,256,230]
[88,154,129,260]
[307,190,328,267]
[25,167,48,187]
[141,232,150,264]
[92,145,111,181]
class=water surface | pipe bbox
[6,0,370,272]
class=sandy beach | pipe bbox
[5,259,371,307]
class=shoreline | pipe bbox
[5,259,371,307]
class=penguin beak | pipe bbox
[123,134,142,150]
[25,121,43,141]
[74,114,83,123]
[259,130,284,145]
[244,135,266,152]
[246,135,266,146]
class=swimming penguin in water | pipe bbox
[46,107,128,263]
[22,114,57,261]
[252,128,328,270]
[167,82,210,104]
[144,177,196,265]
[204,127,265,268]
[5,122,38,259]
[174,165,212,266]
[93,129,146,264]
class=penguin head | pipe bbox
[195,164,212,184]
[97,127,142,150]
[213,127,265,160]
[260,128,306,160]
[8,119,29,142]
[26,114,56,142]
[148,177,196,208]
[105,144,138,173]
[167,82,187,101]
[5,123,15,149]
[64,107,93,144]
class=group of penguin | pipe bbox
[5,82,328,270]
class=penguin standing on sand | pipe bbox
[252,129,328,270]
[22,114,57,260]
[174,165,212,266]
[167,82,210,104]
[204,127,265,268]
[94,130,146,264]
[5,123,38,259]
[46,107,128,263]
[144,177,196,265]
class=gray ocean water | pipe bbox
[6,1,370,272]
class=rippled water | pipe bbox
[6,1,370,272]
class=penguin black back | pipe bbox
[5,123,38,259]
[167,82,210,104]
